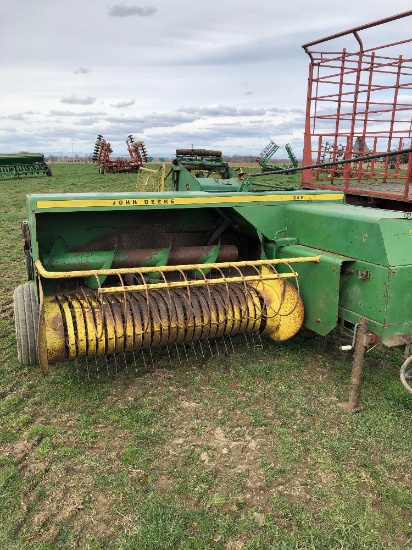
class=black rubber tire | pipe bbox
[46,164,52,176]
[13,282,39,366]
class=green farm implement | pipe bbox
[174,148,231,179]
[12,9,412,400]
[0,153,52,178]
[257,142,299,172]
[13,149,412,407]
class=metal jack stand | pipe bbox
[339,317,369,413]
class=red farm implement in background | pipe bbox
[302,11,412,211]
[92,134,148,174]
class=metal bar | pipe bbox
[302,11,412,50]
[339,316,368,413]
[97,272,298,294]
[251,147,412,177]
[34,255,322,280]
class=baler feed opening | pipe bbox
[17,254,319,373]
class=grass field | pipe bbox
[1,163,411,549]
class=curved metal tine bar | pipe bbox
[193,269,216,327]
[138,271,153,334]
[259,263,284,320]
[232,264,257,322]
[80,287,103,354]
[175,269,207,346]
[155,272,183,363]
[194,287,216,358]
[116,272,127,339]
[212,266,234,332]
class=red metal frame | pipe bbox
[302,11,412,209]
[93,135,148,174]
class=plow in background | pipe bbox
[92,134,148,174]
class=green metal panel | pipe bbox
[273,244,349,335]
[27,190,344,213]
[189,178,244,192]
[284,203,412,266]
[0,153,45,165]
[339,260,391,325]
[339,261,412,345]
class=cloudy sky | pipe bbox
[0,1,410,158]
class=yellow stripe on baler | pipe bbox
[36,193,344,209]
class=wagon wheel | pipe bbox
[13,282,39,366]
[400,355,412,395]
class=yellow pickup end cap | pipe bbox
[252,269,304,342]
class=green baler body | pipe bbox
[25,184,412,347]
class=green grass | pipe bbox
[0,163,411,549]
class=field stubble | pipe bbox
[0,163,411,549]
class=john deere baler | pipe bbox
[13,162,412,373]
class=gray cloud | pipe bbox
[110,99,136,108]
[61,94,96,105]
[0,113,26,121]
[74,118,102,126]
[74,67,91,74]
[179,106,266,117]
[108,4,157,17]
[48,110,106,117]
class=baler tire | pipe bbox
[400,354,412,395]
[46,164,52,177]
[13,282,39,366]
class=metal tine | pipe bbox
[122,352,129,373]
[194,269,213,328]
[206,337,214,359]
[113,352,119,375]
[181,343,189,362]
[84,356,91,381]
[84,356,91,380]
[94,354,100,378]
[197,339,205,359]
[175,343,182,363]
[251,332,264,351]
[141,349,148,371]
[243,332,251,350]
[104,353,110,376]
[75,357,81,383]
[132,350,139,373]
[221,335,230,355]
[148,347,155,369]
[232,264,253,322]
[165,344,172,365]
[228,334,235,353]
[191,341,198,360]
